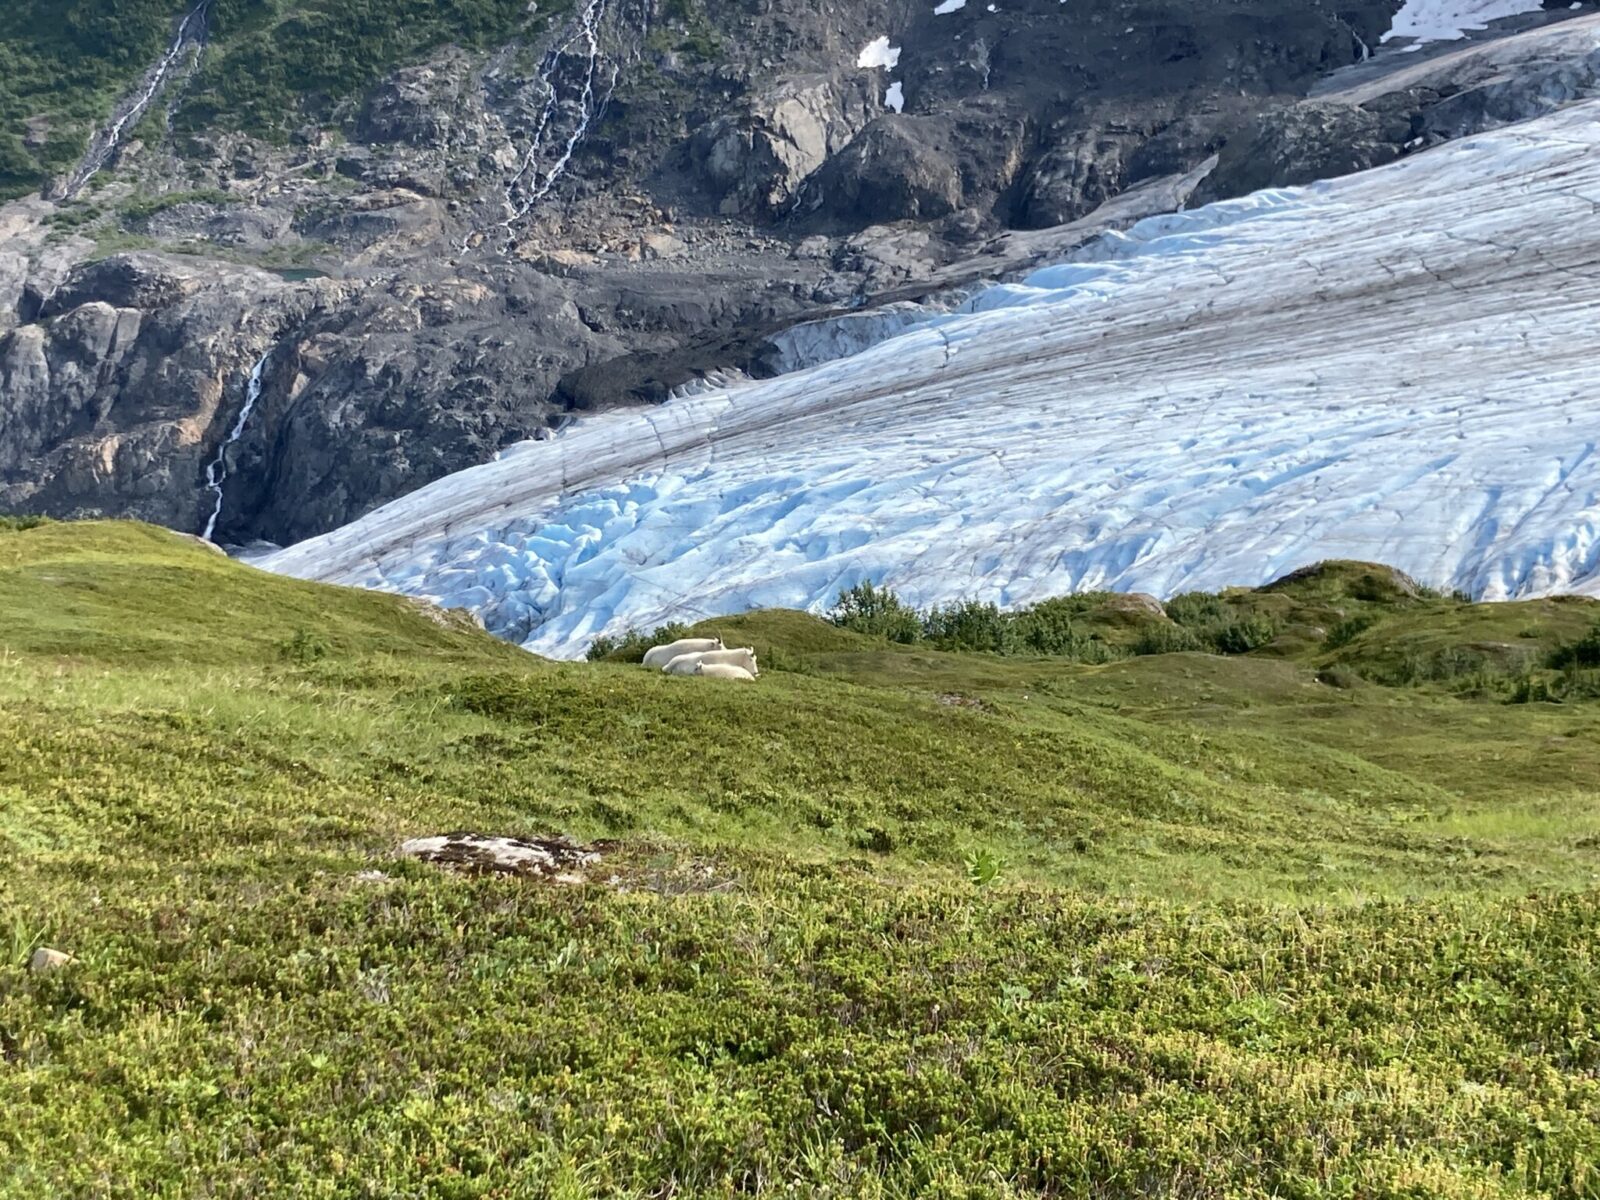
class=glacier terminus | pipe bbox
[262,98,1600,657]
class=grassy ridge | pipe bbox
[2,522,1599,1195]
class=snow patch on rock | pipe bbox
[857,36,902,69]
[1383,0,1547,44]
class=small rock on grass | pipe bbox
[29,947,76,974]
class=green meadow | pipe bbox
[2,520,1597,1197]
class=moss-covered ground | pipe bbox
[3,522,1598,1196]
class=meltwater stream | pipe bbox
[499,0,620,229]
[63,0,212,199]
[202,348,271,544]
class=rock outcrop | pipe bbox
[693,76,874,217]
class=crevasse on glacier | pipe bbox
[263,100,1600,658]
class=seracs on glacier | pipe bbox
[263,100,1600,657]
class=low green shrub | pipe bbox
[1165,591,1229,627]
[827,582,922,644]
[277,627,330,664]
[1132,622,1206,656]
[1548,620,1600,670]
[0,514,52,532]
[1326,613,1380,648]
[1213,616,1280,655]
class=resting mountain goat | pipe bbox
[696,661,755,682]
[641,636,722,669]
[664,647,758,676]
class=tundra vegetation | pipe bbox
[3,521,1600,1196]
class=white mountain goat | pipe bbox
[665,647,758,676]
[695,661,756,682]
[702,647,759,675]
[641,637,723,669]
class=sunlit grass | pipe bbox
[2,522,1598,1196]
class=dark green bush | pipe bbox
[1326,613,1379,648]
[1131,622,1206,656]
[828,582,923,645]
[0,514,52,532]
[924,599,1010,653]
[1548,621,1600,670]
[1009,598,1121,662]
[1165,592,1228,627]
[1213,617,1280,655]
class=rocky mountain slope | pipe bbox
[4,0,1596,546]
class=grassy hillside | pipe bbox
[3,522,1599,1196]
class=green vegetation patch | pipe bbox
[0,0,189,196]
[176,0,557,139]
[3,524,1599,1194]
[0,0,568,194]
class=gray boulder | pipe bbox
[692,76,873,218]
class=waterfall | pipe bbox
[501,0,617,226]
[63,0,212,200]
[202,348,271,543]
[469,0,634,246]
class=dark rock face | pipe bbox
[1018,120,1162,229]
[807,117,969,224]
[691,75,875,217]
[227,271,593,545]
[0,254,336,532]
[40,255,201,315]
[2,0,1595,547]
[1193,101,1410,202]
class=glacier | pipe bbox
[262,99,1600,657]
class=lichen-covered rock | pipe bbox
[693,76,874,218]
[399,833,601,881]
